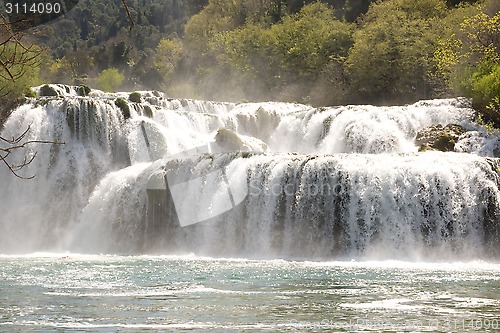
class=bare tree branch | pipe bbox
[0,149,37,179]
[0,125,64,179]
[0,12,55,178]
[0,13,44,98]
[121,0,135,31]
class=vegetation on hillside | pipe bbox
[433,0,500,122]
[1,0,499,124]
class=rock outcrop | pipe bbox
[415,124,467,152]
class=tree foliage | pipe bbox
[1,0,499,124]
[154,38,184,82]
[346,0,447,104]
[434,0,500,122]
[95,68,124,92]
[187,2,353,102]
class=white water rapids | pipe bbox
[0,84,499,260]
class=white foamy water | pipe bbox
[0,85,499,261]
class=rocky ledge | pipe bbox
[415,124,467,152]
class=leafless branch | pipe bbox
[121,0,135,31]
[0,125,64,179]
[0,13,44,98]
[0,12,53,178]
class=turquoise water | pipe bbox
[0,255,499,332]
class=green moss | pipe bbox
[415,124,467,152]
[115,98,131,119]
[25,89,36,98]
[418,144,433,152]
[143,105,153,118]
[434,134,456,151]
[78,84,91,96]
[39,84,58,97]
[129,91,142,103]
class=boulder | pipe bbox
[143,105,153,118]
[215,128,247,151]
[77,84,91,96]
[39,84,59,97]
[215,128,268,152]
[129,92,142,103]
[415,124,467,152]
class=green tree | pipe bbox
[339,0,376,21]
[0,15,49,178]
[346,0,447,104]
[434,0,500,122]
[183,0,277,74]
[214,2,353,102]
[0,13,43,122]
[45,51,94,85]
[184,0,245,54]
[267,3,353,82]
[95,68,124,92]
[154,38,184,82]
[469,61,500,119]
[0,42,41,98]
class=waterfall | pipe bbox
[1,85,499,260]
[0,97,129,252]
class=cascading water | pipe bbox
[1,84,499,260]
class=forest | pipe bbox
[1,0,499,124]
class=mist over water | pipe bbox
[0,86,499,260]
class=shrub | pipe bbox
[25,89,37,98]
[129,91,142,103]
[96,68,124,92]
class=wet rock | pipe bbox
[143,105,153,118]
[39,84,59,97]
[129,92,142,103]
[215,128,247,151]
[77,84,91,96]
[215,128,268,152]
[415,124,467,152]
[114,98,130,120]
